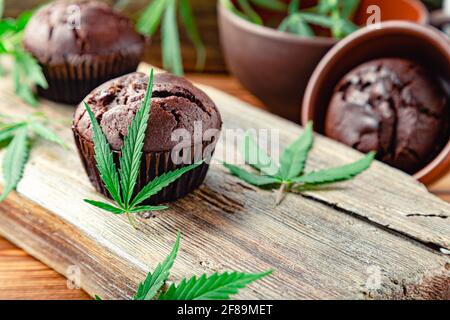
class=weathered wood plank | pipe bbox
[0,63,448,299]
[1,74,449,300]
[192,83,450,251]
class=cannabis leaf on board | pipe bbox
[95,232,271,300]
[0,8,47,106]
[83,69,202,228]
[224,122,375,205]
[0,113,67,201]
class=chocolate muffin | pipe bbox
[325,58,449,174]
[23,0,144,104]
[73,72,222,204]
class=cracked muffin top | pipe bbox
[73,72,222,152]
[325,58,449,174]
[23,0,144,65]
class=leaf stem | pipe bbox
[275,183,287,205]
[126,212,138,230]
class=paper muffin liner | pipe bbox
[73,129,215,205]
[39,50,142,105]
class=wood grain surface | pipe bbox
[0,67,449,300]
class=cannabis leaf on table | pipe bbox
[0,8,47,106]
[84,69,201,228]
[0,113,67,202]
[95,232,271,300]
[224,122,375,205]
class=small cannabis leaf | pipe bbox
[0,9,47,106]
[224,122,375,205]
[97,232,271,300]
[0,127,28,202]
[136,0,205,75]
[158,270,271,300]
[224,0,360,39]
[221,0,287,24]
[0,113,66,201]
[134,231,180,300]
[84,69,202,228]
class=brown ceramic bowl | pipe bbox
[302,21,450,185]
[218,0,428,122]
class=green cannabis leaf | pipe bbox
[251,0,287,12]
[224,0,360,39]
[0,0,4,19]
[221,0,251,20]
[134,231,181,300]
[221,0,287,25]
[0,127,28,201]
[237,0,263,25]
[84,69,201,228]
[97,232,271,300]
[136,0,205,75]
[158,270,271,300]
[0,113,66,201]
[279,0,360,39]
[0,9,47,106]
[224,122,375,205]
[162,0,183,76]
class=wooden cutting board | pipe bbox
[0,63,449,300]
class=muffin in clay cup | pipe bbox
[72,72,222,205]
[23,0,145,104]
[325,58,449,174]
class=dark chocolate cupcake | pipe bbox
[73,72,222,204]
[325,58,449,174]
[23,0,144,104]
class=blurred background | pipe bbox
[3,0,444,74]
[3,0,226,72]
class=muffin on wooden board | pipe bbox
[23,0,144,104]
[73,72,222,204]
[325,58,449,174]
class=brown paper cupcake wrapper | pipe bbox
[73,130,214,205]
[39,50,142,105]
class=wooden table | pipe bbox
[0,74,449,300]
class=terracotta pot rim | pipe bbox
[402,0,430,24]
[218,0,428,46]
[301,21,450,185]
